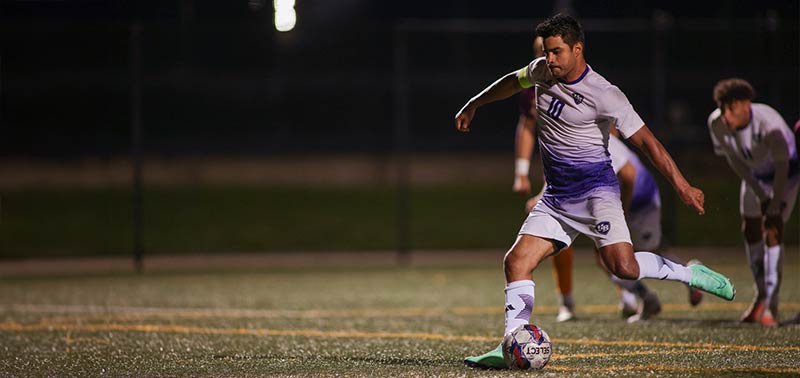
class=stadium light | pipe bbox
[274,0,296,32]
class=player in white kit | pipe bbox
[456,14,735,369]
[707,78,799,326]
[523,131,704,323]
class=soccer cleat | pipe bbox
[688,286,704,306]
[464,343,506,369]
[556,305,575,322]
[688,264,735,301]
[620,302,638,318]
[740,298,766,323]
[760,309,778,327]
[686,260,704,306]
[627,292,661,323]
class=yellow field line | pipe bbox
[548,364,800,374]
[550,348,710,360]
[8,302,800,323]
[1,321,799,353]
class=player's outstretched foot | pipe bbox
[760,309,778,327]
[556,305,575,322]
[627,292,661,323]
[464,343,505,369]
[688,264,735,301]
[686,260,704,306]
[740,298,766,323]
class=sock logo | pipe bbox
[595,221,611,235]
[515,294,534,320]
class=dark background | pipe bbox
[2,0,798,158]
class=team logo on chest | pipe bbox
[571,92,584,105]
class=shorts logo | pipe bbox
[595,221,611,235]
[571,92,584,105]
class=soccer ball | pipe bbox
[502,324,553,370]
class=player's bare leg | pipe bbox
[593,249,650,319]
[741,217,768,323]
[761,216,784,327]
[551,247,575,322]
[465,234,555,369]
[598,242,734,301]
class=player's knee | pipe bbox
[608,259,639,280]
[742,219,762,243]
[764,227,781,246]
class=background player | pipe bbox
[707,79,799,326]
[456,14,734,369]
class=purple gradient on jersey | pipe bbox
[540,153,618,199]
[631,168,659,212]
[754,158,800,182]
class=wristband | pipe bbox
[515,158,530,176]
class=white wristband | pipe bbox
[515,158,530,176]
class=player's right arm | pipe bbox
[455,71,525,132]
[455,59,541,132]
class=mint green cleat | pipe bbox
[464,343,506,369]
[689,264,735,301]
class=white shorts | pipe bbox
[627,200,661,251]
[519,189,632,252]
[740,174,800,221]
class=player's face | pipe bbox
[543,36,580,79]
[721,100,751,130]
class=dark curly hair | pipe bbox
[713,78,755,108]
[535,13,585,47]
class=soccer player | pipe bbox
[707,79,799,326]
[521,131,705,323]
[455,14,735,369]
[512,35,582,323]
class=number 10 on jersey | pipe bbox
[545,96,565,119]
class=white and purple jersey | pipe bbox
[608,135,660,212]
[708,103,799,182]
[518,58,645,204]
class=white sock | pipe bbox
[634,252,692,283]
[504,280,535,335]
[764,245,781,304]
[610,274,649,298]
[561,293,574,309]
[620,289,637,309]
[746,241,766,297]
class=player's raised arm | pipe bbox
[455,70,526,132]
[626,126,705,215]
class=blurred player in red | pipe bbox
[707,79,799,326]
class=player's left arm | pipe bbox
[627,126,705,215]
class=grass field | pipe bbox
[2,179,798,258]
[1,248,799,377]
